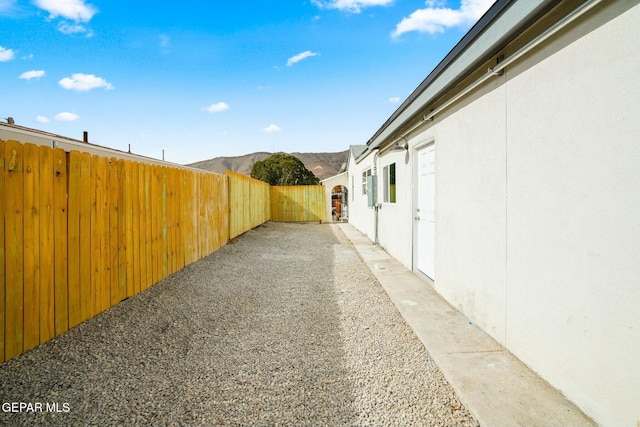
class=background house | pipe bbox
[347,1,639,426]
[320,172,349,223]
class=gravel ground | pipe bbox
[0,222,478,427]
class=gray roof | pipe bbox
[349,144,367,160]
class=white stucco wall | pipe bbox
[503,3,640,426]
[347,154,375,241]
[375,150,413,268]
[348,2,639,426]
[430,78,508,343]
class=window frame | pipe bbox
[383,163,396,203]
[362,168,371,196]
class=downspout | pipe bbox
[373,149,380,244]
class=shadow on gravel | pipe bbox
[0,222,356,426]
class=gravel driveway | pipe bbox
[0,222,477,426]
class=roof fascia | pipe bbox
[358,0,561,162]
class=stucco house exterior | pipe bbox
[346,1,639,426]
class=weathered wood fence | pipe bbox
[271,186,326,222]
[226,171,270,239]
[1,139,326,363]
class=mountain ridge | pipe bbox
[187,150,349,181]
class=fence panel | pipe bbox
[270,185,326,222]
[226,171,270,239]
[1,138,232,363]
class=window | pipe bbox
[383,163,396,203]
[362,168,371,195]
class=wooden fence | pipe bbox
[1,138,327,363]
[271,186,326,222]
[226,171,270,239]
[0,139,228,363]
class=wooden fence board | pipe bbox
[108,158,119,307]
[150,166,159,285]
[124,161,134,298]
[184,171,196,265]
[0,140,4,362]
[91,156,107,316]
[23,143,40,352]
[38,146,54,344]
[117,159,127,303]
[79,152,91,322]
[175,170,183,270]
[197,174,205,257]
[4,141,24,360]
[172,168,180,272]
[219,176,229,246]
[53,148,68,337]
[165,168,172,276]
[144,164,153,290]
[202,173,209,256]
[90,155,100,317]
[67,151,81,329]
[161,167,168,280]
[171,168,179,274]
[132,162,141,296]
[191,172,199,264]
[174,168,181,271]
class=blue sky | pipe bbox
[1,0,494,164]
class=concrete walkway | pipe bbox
[338,223,596,427]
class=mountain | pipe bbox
[186,150,349,181]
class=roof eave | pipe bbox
[357,0,562,162]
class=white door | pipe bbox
[415,144,435,279]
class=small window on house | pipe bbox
[383,163,396,203]
[362,168,371,195]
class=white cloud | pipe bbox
[389,96,401,104]
[55,112,79,121]
[312,0,393,13]
[262,124,281,133]
[59,73,113,91]
[204,102,229,113]
[392,0,495,38]
[36,115,50,123]
[0,46,15,61]
[34,0,97,22]
[58,22,93,36]
[286,51,319,67]
[19,70,46,80]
